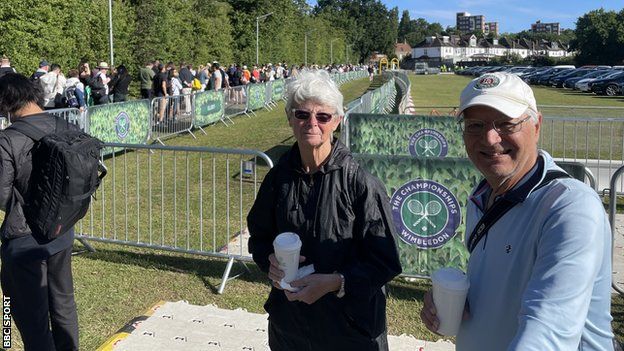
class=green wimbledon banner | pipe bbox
[348,114,467,158]
[194,90,224,127]
[272,80,285,101]
[354,154,482,276]
[247,83,266,111]
[87,100,150,145]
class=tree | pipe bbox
[398,10,411,42]
[572,8,624,65]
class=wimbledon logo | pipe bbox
[390,179,461,249]
[408,128,449,157]
[115,112,130,140]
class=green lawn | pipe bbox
[2,75,623,350]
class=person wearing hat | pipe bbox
[30,60,49,82]
[420,72,614,350]
[89,61,111,105]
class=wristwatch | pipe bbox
[335,272,345,298]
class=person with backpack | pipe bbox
[0,73,96,351]
[30,60,49,82]
[64,69,86,110]
[39,63,66,109]
[89,61,111,105]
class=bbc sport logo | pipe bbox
[390,179,461,249]
[408,128,449,157]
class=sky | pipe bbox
[308,0,623,34]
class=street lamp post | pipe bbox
[108,0,114,66]
[346,44,352,65]
[256,12,273,65]
[330,39,338,65]
[304,30,315,67]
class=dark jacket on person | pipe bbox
[178,67,194,88]
[247,140,402,351]
[109,73,131,95]
[0,114,76,260]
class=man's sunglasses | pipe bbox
[291,109,334,123]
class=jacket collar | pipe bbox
[285,139,352,175]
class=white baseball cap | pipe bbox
[458,72,537,119]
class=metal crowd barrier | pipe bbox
[75,142,274,294]
[264,81,277,110]
[608,167,624,295]
[223,85,249,121]
[149,94,196,144]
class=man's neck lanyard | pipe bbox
[467,164,569,253]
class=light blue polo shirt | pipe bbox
[456,150,614,351]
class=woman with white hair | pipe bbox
[247,69,401,350]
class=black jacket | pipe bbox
[0,114,75,257]
[247,140,402,351]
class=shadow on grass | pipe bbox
[75,245,269,294]
[387,278,430,302]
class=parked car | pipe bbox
[564,70,610,89]
[505,66,531,75]
[589,71,624,96]
[550,69,594,88]
[534,68,574,85]
[575,71,620,91]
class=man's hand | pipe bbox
[420,289,469,335]
[284,273,341,304]
[420,290,441,334]
[268,254,305,290]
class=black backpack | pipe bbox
[63,85,80,108]
[9,118,106,241]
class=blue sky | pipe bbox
[309,1,623,33]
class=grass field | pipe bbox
[2,75,623,350]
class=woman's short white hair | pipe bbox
[285,69,344,117]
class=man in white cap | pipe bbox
[420,72,615,350]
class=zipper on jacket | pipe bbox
[311,174,325,238]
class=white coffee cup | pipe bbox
[273,232,302,283]
[431,267,470,336]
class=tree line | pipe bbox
[0,0,398,75]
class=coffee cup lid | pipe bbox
[273,232,301,250]
[432,267,469,291]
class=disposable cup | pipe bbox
[273,232,302,283]
[431,267,470,336]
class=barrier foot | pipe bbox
[249,110,257,117]
[244,112,252,118]
[189,130,197,139]
[198,126,208,135]
[614,281,624,296]
[73,237,96,256]
[218,256,236,294]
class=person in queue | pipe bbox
[0,73,79,350]
[420,72,614,350]
[247,69,402,351]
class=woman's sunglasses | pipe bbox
[291,109,334,123]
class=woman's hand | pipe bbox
[268,254,306,290]
[284,273,341,304]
